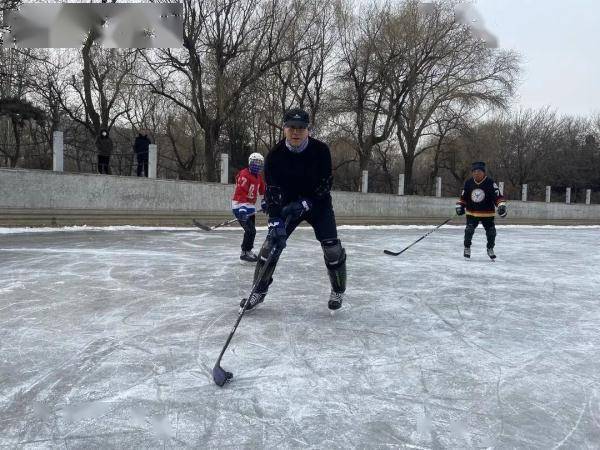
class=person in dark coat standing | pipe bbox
[133,132,151,177]
[95,129,113,175]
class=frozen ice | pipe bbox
[1,225,600,447]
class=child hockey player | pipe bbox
[231,153,266,262]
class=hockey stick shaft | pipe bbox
[213,217,290,385]
[193,209,264,231]
[383,217,453,256]
[213,244,280,367]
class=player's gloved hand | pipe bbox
[260,198,267,212]
[268,218,287,250]
[497,204,507,218]
[282,198,312,221]
[455,204,465,216]
[234,207,249,221]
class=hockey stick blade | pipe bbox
[383,249,402,256]
[212,364,233,386]
[192,219,213,231]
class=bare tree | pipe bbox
[334,0,397,178]
[425,102,471,194]
[0,48,46,167]
[392,1,519,193]
[271,0,336,131]
[141,0,311,181]
[165,112,204,180]
[493,109,558,195]
[53,39,137,137]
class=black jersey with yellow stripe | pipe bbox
[457,177,505,218]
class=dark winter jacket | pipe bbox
[264,137,333,219]
[95,130,113,156]
[134,134,151,156]
[457,177,505,218]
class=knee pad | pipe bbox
[322,239,346,293]
[321,239,346,269]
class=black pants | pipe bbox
[285,206,339,242]
[136,154,148,177]
[98,155,111,174]
[254,206,345,294]
[464,215,496,249]
[238,215,256,251]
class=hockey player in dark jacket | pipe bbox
[456,161,507,259]
[240,108,347,312]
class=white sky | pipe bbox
[475,0,599,117]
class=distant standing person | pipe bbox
[455,161,507,259]
[134,132,151,177]
[95,129,113,175]
[231,153,266,262]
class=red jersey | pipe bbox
[231,168,265,209]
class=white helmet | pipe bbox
[248,152,264,165]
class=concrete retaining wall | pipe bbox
[1,168,600,226]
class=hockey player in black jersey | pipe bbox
[455,161,507,259]
[239,108,347,311]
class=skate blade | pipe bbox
[328,303,346,315]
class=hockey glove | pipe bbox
[497,204,507,218]
[233,206,251,221]
[268,218,287,250]
[455,204,465,216]
[282,199,312,222]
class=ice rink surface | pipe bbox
[1,224,600,448]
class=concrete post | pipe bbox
[53,131,63,172]
[148,144,157,178]
[361,170,368,193]
[566,187,571,204]
[435,177,442,198]
[398,174,405,196]
[545,186,551,203]
[498,182,504,196]
[586,189,591,205]
[220,153,229,184]
[521,184,528,202]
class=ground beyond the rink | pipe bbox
[1,225,599,448]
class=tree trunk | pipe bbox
[203,121,220,182]
[9,116,21,168]
[403,153,415,195]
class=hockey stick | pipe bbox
[383,217,454,256]
[192,216,245,231]
[192,209,264,231]
[212,217,289,387]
